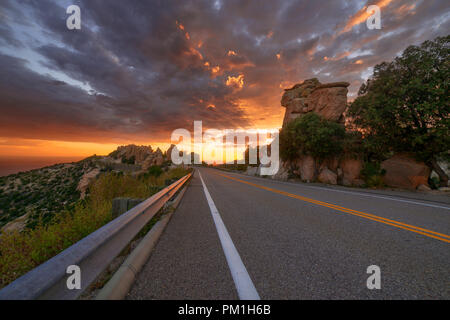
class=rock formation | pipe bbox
[77,168,100,199]
[109,145,154,163]
[277,78,358,185]
[106,144,181,172]
[318,167,338,185]
[381,153,431,190]
[292,155,315,182]
[141,148,165,170]
[339,157,364,186]
[281,78,350,127]
[272,79,435,191]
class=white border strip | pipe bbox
[199,171,260,300]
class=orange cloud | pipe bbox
[395,3,417,16]
[226,74,245,89]
[176,21,185,31]
[227,50,237,56]
[323,51,351,61]
[338,0,393,35]
[211,65,220,74]
[186,47,203,60]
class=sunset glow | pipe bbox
[0,0,448,169]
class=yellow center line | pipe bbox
[215,172,450,244]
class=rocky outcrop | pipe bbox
[281,78,350,126]
[109,145,154,163]
[381,153,431,190]
[271,162,290,181]
[77,168,100,199]
[274,78,437,192]
[417,184,431,192]
[142,148,165,170]
[1,213,29,233]
[108,145,173,171]
[291,155,315,182]
[318,168,337,185]
[166,144,177,163]
[340,157,363,186]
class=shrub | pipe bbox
[361,162,386,188]
[429,176,440,190]
[280,113,348,179]
[147,165,163,177]
[280,113,346,162]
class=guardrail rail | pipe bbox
[0,173,192,300]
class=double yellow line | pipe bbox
[216,173,450,243]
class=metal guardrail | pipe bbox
[0,173,192,300]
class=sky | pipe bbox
[0,0,449,160]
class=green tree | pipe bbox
[348,35,450,186]
[279,113,346,178]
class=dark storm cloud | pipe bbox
[0,0,449,143]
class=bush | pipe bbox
[280,113,346,162]
[280,113,350,180]
[429,176,440,190]
[147,165,163,177]
[361,162,386,188]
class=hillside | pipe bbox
[0,145,177,232]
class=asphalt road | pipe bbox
[127,168,450,300]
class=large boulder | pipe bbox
[321,157,339,172]
[281,79,350,126]
[271,162,290,181]
[281,78,320,107]
[318,167,337,185]
[306,85,349,122]
[417,184,431,192]
[381,153,431,190]
[292,155,315,181]
[340,157,363,186]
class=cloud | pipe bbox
[0,0,448,147]
[338,0,394,35]
[226,74,245,89]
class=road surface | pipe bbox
[127,168,450,299]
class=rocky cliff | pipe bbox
[108,144,170,170]
[281,78,350,127]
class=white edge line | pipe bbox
[221,170,450,211]
[198,170,260,300]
